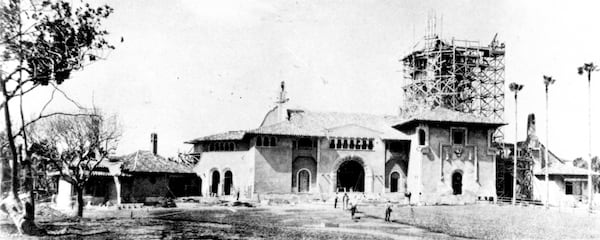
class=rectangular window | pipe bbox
[451,128,466,145]
[565,181,573,195]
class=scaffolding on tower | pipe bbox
[401,27,506,142]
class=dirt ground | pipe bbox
[0,203,462,240]
[1,202,598,239]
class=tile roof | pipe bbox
[185,130,246,144]
[249,110,409,140]
[188,107,502,143]
[118,150,195,174]
[248,121,324,137]
[535,163,599,176]
[394,107,505,127]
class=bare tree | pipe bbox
[29,108,120,217]
[0,0,114,234]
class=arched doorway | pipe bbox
[337,160,365,192]
[297,169,310,192]
[292,157,317,193]
[211,171,220,196]
[452,172,462,195]
[390,172,400,192]
[224,171,233,195]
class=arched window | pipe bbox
[270,137,277,146]
[229,142,235,151]
[362,138,367,150]
[367,140,374,150]
[356,139,362,149]
[343,139,348,149]
[256,136,262,147]
[418,129,426,146]
[349,139,355,149]
[329,140,335,148]
[263,137,270,146]
[208,143,213,151]
[336,139,342,149]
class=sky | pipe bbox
[18,0,600,160]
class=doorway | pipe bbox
[452,172,462,195]
[211,171,220,196]
[337,160,365,192]
[390,172,400,192]
[223,171,233,195]
[298,169,310,192]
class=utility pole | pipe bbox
[578,63,596,213]
[509,82,524,205]
[543,75,556,209]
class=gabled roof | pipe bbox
[117,150,195,174]
[394,107,505,127]
[185,130,246,144]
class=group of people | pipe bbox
[333,192,395,222]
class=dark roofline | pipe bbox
[184,130,247,144]
[394,119,506,129]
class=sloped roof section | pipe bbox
[118,150,195,174]
[185,130,246,144]
[249,121,324,137]
[248,110,409,140]
[535,163,599,176]
[394,107,506,127]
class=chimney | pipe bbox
[151,133,158,155]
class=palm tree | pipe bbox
[578,62,597,212]
[509,82,524,205]
[543,75,556,209]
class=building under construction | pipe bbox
[401,27,535,200]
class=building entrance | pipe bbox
[337,160,365,192]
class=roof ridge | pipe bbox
[302,109,393,117]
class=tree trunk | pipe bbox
[76,186,84,217]
[21,151,35,221]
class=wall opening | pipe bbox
[224,171,233,195]
[211,171,220,196]
[297,169,310,192]
[292,157,317,193]
[418,129,426,146]
[298,138,313,149]
[336,160,365,192]
[390,172,400,192]
[452,171,463,195]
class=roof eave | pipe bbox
[394,119,506,128]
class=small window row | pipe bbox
[329,138,374,150]
[256,136,277,147]
[207,142,236,152]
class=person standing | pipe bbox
[385,201,392,222]
[342,192,349,210]
[350,198,357,219]
[334,194,338,209]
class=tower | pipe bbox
[401,32,506,141]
